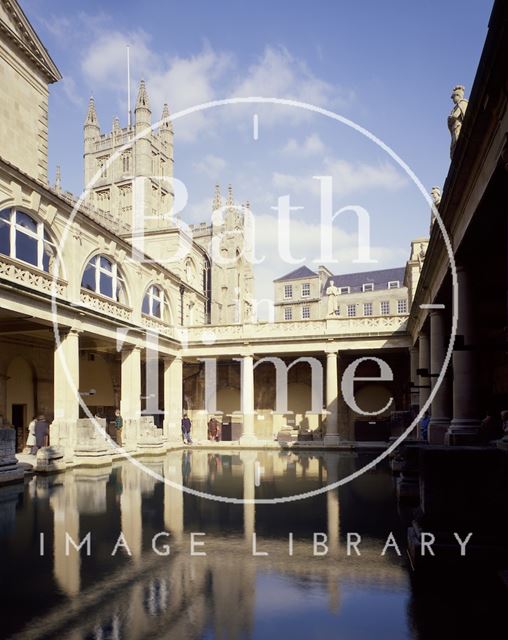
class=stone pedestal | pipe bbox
[35,446,66,473]
[0,427,24,484]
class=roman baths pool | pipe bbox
[0,449,505,640]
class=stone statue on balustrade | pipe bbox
[448,85,468,158]
[430,186,441,229]
[326,280,339,316]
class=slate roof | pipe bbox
[273,265,318,282]
[324,267,406,293]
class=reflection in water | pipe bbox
[0,450,504,639]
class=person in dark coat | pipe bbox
[34,414,49,450]
[181,413,192,444]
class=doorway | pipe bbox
[12,403,27,453]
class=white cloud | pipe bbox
[272,160,407,199]
[192,154,226,178]
[282,134,326,157]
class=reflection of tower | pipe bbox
[49,473,80,597]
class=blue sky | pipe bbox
[22,0,493,304]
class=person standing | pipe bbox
[26,416,37,455]
[419,411,430,441]
[34,415,49,451]
[181,413,192,444]
[114,409,123,446]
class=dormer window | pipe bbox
[339,286,350,295]
[362,283,374,292]
[388,281,400,289]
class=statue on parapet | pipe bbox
[448,85,468,158]
[326,279,339,315]
[430,186,441,229]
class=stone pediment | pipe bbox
[0,0,61,83]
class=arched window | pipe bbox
[0,208,56,272]
[81,255,126,303]
[143,285,164,318]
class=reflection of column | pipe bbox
[428,310,451,443]
[447,265,480,442]
[324,350,340,445]
[418,332,430,411]
[409,345,419,411]
[50,473,80,596]
[163,356,182,441]
[240,355,256,443]
[325,455,340,556]
[164,455,183,542]
[52,328,80,457]
[120,464,142,563]
[242,452,256,542]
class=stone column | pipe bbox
[120,346,141,450]
[324,350,340,445]
[428,310,451,443]
[447,264,480,442]
[51,328,80,458]
[163,356,183,442]
[239,354,256,443]
[418,332,430,412]
[409,345,419,412]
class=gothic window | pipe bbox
[121,152,131,174]
[81,255,126,303]
[143,285,164,319]
[0,208,56,272]
[96,189,111,212]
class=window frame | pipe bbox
[388,280,400,289]
[363,302,373,316]
[301,282,311,298]
[380,300,390,315]
[283,284,293,300]
[397,299,408,314]
[301,305,310,319]
[0,207,56,273]
[347,303,357,317]
[339,286,350,295]
[81,254,126,303]
[284,306,293,321]
[362,283,374,292]
[143,284,164,319]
